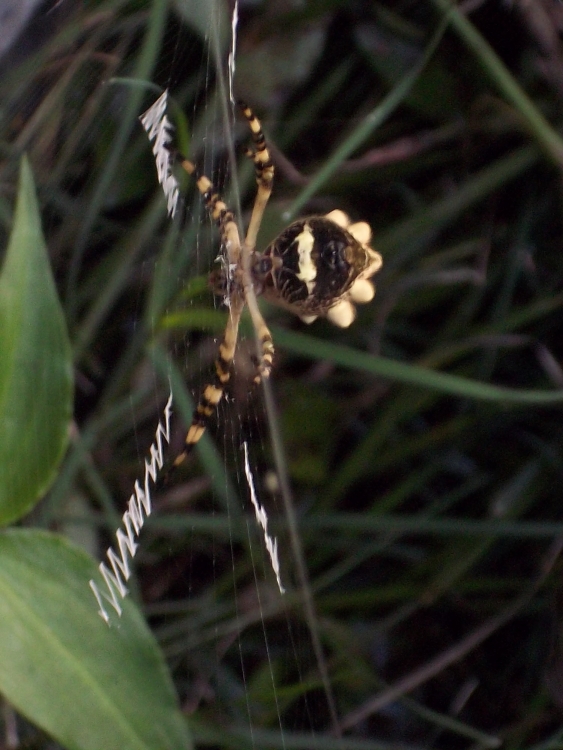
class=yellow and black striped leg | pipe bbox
[238,102,275,252]
[169,105,275,468]
[173,295,244,467]
[169,159,245,467]
[179,157,242,268]
[235,103,276,382]
[241,256,275,384]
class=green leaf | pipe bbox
[272,327,563,405]
[0,156,73,525]
[0,529,191,750]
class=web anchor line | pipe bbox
[89,393,173,623]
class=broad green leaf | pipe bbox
[0,156,73,525]
[0,529,191,750]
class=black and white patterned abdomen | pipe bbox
[261,217,371,316]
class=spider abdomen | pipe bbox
[258,215,382,326]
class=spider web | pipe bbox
[118,0,339,744]
[177,4,336,738]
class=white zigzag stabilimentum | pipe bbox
[139,90,180,218]
[90,393,173,623]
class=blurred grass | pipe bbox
[2,0,563,748]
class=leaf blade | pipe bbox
[0,156,73,524]
[0,529,191,750]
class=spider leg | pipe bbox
[180,157,241,268]
[171,158,244,464]
[237,102,275,252]
[237,103,275,382]
[173,294,244,467]
[173,102,276,463]
[241,257,274,383]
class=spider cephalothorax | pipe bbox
[171,103,382,465]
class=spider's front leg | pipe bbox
[238,102,275,252]
[238,102,277,384]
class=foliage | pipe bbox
[0,157,72,524]
[0,157,190,749]
[1,0,563,748]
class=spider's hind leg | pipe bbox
[173,295,244,467]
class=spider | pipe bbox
[172,103,383,468]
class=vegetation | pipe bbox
[1,1,563,748]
